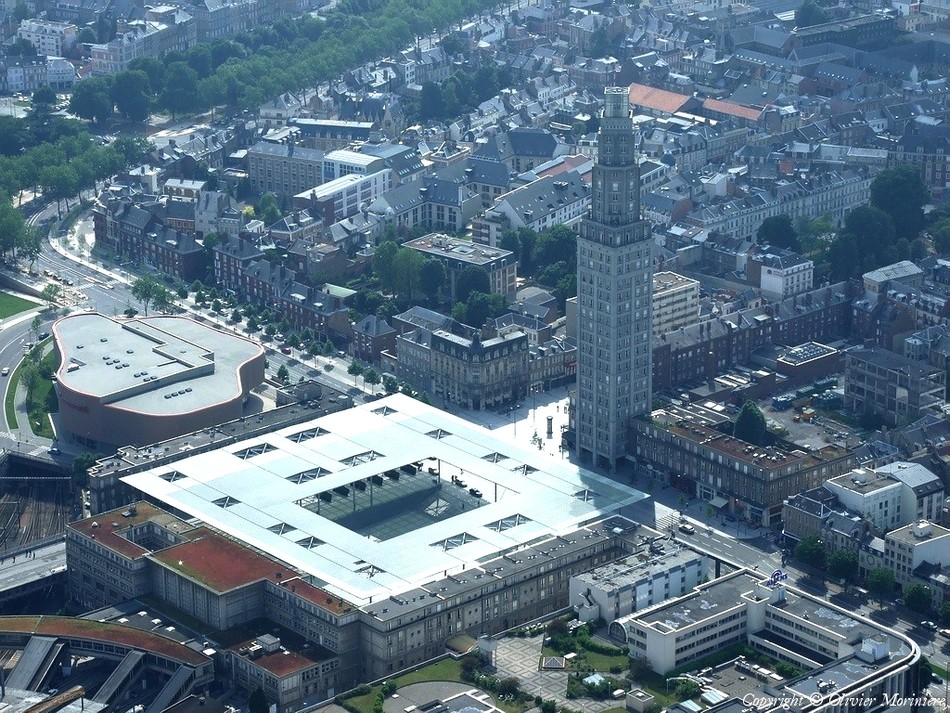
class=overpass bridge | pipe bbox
[0,538,66,605]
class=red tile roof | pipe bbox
[702,97,762,122]
[534,155,590,179]
[628,83,691,115]
[0,616,209,666]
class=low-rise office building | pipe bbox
[403,234,518,298]
[610,569,920,713]
[844,347,945,427]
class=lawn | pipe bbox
[341,657,527,713]
[0,292,37,319]
[5,339,59,438]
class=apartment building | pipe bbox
[430,329,529,411]
[90,8,195,75]
[293,170,392,224]
[652,271,700,338]
[471,172,590,247]
[748,250,814,300]
[17,19,77,56]
[247,142,324,199]
[631,407,855,525]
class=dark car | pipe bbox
[280,345,292,354]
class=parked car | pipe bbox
[921,620,938,631]
[938,628,950,638]
[280,345,292,354]
[1,367,8,377]
[678,523,696,535]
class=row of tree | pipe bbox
[68,0,494,122]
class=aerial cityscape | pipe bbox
[0,1,949,713]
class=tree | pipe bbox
[32,85,57,106]
[535,224,576,269]
[870,165,929,241]
[932,219,950,255]
[254,193,282,226]
[77,27,98,45]
[796,0,829,26]
[757,214,798,251]
[161,62,199,119]
[128,57,165,93]
[373,240,400,293]
[131,275,166,316]
[393,247,425,300]
[497,677,521,698]
[249,687,269,713]
[827,549,858,582]
[276,364,289,384]
[364,368,381,390]
[420,81,443,121]
[904,583,932,613]
[734,400,767,445]
[419,259,445,302]
[866,567,896,607]
[383,375,398,393]
[940,600,950,627]
[231,309,243,323]
[69,77,113,124]
[112,71,151,122]
[31,315,43,339]
[72,451,100,488]
[675,681,701,700]
[40,283,62,310]
[455,265,491,302]
[794,535,826,570]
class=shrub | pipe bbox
[541,701,557,713]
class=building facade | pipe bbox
[652,271,700,338]
[576,87,654,468]
[844,347,946,427]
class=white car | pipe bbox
[678,523,696,535]
[1,367,8,376]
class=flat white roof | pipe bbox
[123,394,647,605]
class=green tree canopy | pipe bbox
[794,535,826,570]
[827,548,858,582]
[870,164,929,241]
[904,583,932,613]
[419,259,445,302]
[796,0,829,26]
[866,567,896,605]
[69,77,114,124]
[112,70,152,122]
[32,85,57,106]
[734,400,767,445]
[757,214,798,251]
[161,62,199,118]
[373,241,399,293]
[131,275,168,316]
[455,265,491,302]
[249,687,269,713]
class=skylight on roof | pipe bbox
[482,452,505,463]
[296,536,324,550]
[341,450,384,466]
[426,428,452,439]
[234,443,276,460]
[286,468,327,484]
[432,532,478,551]
[267,522,293,535]
[288,427,327,443]
[487,514,531,532]
[574,489,600,502]
[212,496,240,508]
[372,406,397,416]
[159,470,186,483]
